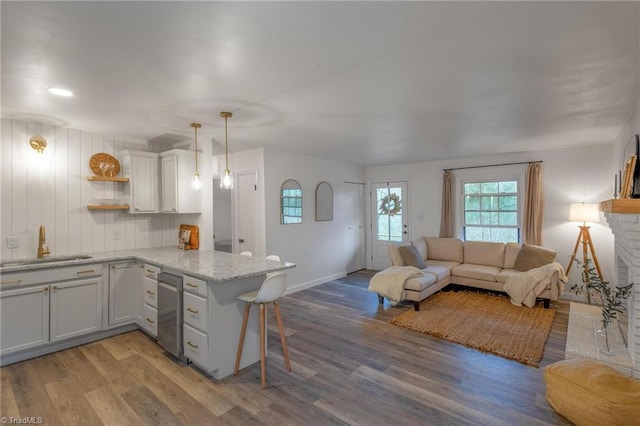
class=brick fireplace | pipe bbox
[602,205,640,378]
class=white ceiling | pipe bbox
[2,2,639,166]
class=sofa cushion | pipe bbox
[452,263,502,282]
[463,241,505,268]
[514,244,556,272]
[403,273,437,292]
[504,242,521,269]
[425,237,463,263]
[388,245,404,266]
[422,265,450,281]
[411,238,428,260]
[496,268,522,284]
[400,245,426,269]
[426,259,460,270]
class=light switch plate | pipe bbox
[6,236,18,249]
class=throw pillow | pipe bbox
[513,244,556,272]
[399,245,426,269]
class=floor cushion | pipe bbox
[544,358,640,425]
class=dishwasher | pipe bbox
[157,272,184,360]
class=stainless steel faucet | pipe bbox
[37,225,50,258]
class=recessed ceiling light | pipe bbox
[47,87,74,97]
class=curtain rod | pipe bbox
[443,160,542,172]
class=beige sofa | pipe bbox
[382,237,562,310]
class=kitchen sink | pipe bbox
[0,255,93,267]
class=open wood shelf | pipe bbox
[600,199,640,214]
[87,176,129,182]
[86,205,129,211]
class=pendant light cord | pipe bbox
[194,126,199,175]
[224,115,229,170]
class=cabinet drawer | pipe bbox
[183,324,208,368]
[183,275,207,298]
[142,304,158,337]
[183,292,208,332]
[142,276,158,308]
[143,264,161,280]
[1,264,101,288]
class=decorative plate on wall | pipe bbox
[90,153,121,177]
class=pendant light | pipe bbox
[220,111,234,189]
[190,122,202,191]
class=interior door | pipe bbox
[234,172,258,255]
[371,181,409,270]
[345,183,366,273]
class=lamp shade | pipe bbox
[568,203,600,223]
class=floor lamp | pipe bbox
[566,203,603,304]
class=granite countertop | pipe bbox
[0,247,295,283]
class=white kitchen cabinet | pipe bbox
[118,150,159,213]
[0,285,50,355]
[50,277,102,342]
[160,149,201,213]
[108,262,138,326]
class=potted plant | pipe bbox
[570,258,633,355]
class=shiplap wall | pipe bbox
[0,118,185,260]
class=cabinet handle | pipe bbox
[1,279,21,285]
[111,265,131,270]
[146,290,155,296]
[186,341,198,349]
[135,207,140,211]
[186,283,197,288]
[43,287,49,293]
[145,318,155,324]
[187,307,198,314]
[52,285,58,290]
[146,269,155,274]
[77,270,95,275]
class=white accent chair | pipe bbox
[233,272,291,388]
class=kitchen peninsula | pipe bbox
[0,248,295,380]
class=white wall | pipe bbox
[263,149,365,293]
[366,143,616,288]
[0,118,211,259]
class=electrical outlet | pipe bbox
[113,230,121,240]
[6,236,18,249]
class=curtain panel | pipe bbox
[439,170,454,238]
[523,162,543,245]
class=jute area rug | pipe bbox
[389,291,556,367]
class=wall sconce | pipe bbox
[29,136,47,154]
[220,111,234,189]
[190,122,202,191]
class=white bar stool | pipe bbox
[234,272,291,388]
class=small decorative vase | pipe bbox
[595,319,619,356]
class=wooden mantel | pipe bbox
[600,199,640,214]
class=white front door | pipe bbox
[370,181,409,270]
[345,183,366,274]
[233,172,258,255]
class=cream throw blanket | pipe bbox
[368,266,424,305]
[504,262,567,308]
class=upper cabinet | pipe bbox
[160,149,201,214]
[118,150,159,214]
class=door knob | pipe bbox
[403,231,408,234]
[239,238,245,243]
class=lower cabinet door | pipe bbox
[183,324,208,368]
[50,278,102,342]
[0,285,50,355]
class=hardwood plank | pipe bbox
[44,375,104,426]
[122,386,185,426]
[85,384,142,426]
[0,366,21,419]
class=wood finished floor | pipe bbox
[1,270,571,425]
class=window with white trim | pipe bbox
[462,180,519,243]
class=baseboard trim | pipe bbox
[284,271,346,295]
[1,323,139,366]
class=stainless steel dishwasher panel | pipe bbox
[157,272,183,359]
